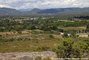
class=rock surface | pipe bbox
[0,51,56,60]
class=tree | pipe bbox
[86,24,89,31]
[53,39,85,58]
[63,33,68,37]
[30,26,36,30]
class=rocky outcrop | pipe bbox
[0,51,56,60]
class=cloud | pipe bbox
[0,5,11,8]
[0,0,89,9]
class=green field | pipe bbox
[58,26,86,31]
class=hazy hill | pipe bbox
[0,8,23,16]
[0,7,89,16]
[36,8,89,14]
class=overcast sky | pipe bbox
[0,0,89,9]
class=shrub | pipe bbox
[35,56,42,60]
[18,31,22,34]
[49,35,54,38]
[24,38,31,41]
[34,46,50,51]
[0,35,2,37]
[43,57,51,60]
[63,33,68,37]
[17,38,23,41]
[9,38,15,42]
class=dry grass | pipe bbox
[76,33,89,35]
[59,26,86,31]
[0,39,60,53]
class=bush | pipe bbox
[17,38,23,41]
[9,38,15,42]
[49,35,54,38]
[0,38,15,42]
[0,35,2,37]
[24,38,31,41]
[63,33,68,37]
[34,46,50,51]
[18,31,22,34]
[43,57,51,60]
[31,26,36,30]
[35,56,42,60]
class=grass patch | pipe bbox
[0,39,60,53]
[59,26,86,31]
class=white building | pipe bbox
[79,35,88,38]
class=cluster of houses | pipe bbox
[60,32,71,37]
[76,31,89,38]
[60,32,89,38]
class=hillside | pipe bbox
[0,7,89,16]
[0,8,23,16]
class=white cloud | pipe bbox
[0,5,11,8]
[0,0,89,9]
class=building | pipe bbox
[78,35,88,38]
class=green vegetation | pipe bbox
[0,16,89,58]
[35,56,42,60]
[43,57,51,60]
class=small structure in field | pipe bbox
[60,32,64,36]
[68,33,71,37]
[60,32,72,37]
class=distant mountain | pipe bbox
[0,8,23,16]
[18,9,32,12]
[37,8,89,14]
[0,7,89,16]
[24,7,89,15]
[24,8,41,15]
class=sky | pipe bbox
[0,0,89,10]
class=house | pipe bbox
[60,32,64,36]
[60,32,72,37]
[68,33,71,37]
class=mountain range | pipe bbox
[0,7,89,16]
